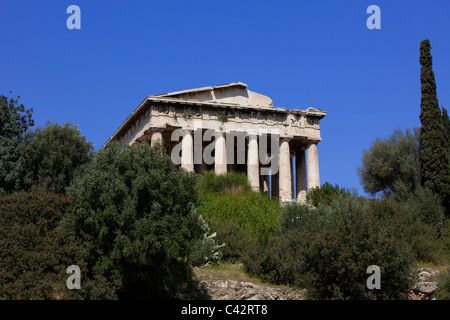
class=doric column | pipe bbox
[296,148,307,203]
[215,131,227,175]
[151,129,163,147]
[307,142,320,191]
[247,134,259,191]
[279,138,292,201]
[181,130,194,172]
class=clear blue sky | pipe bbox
[1,0,449,195]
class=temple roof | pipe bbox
[154,82,274,108]
[102,83,326,148]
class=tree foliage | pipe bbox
[443,107,450,154]
[0,191,116,299]
[64,142,206,299]
[0,94,34,195]
[358,128,421,197]
[419,39,449,211]
[435,269,450,300]
[0,95,93,195]
[307,182,356,207]
[244,196,417,300]
[441,106,450,214]
[368,192,446,263]
[24,122,94,194]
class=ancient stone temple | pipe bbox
[103,82,326,202]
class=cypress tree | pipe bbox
[419,39,449,214]
[442,107,450,155]
[442,106,450,214]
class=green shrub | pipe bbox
[435,269,450,300]
[442,219,450,260]
[306,182,355,207]
[405,187,445,234]
[198,188,280,240]
[23,122,94,194]
[0,191,116,299]
[243,228,305,286]
[189,216,225,267]
[207,219,257,262]
[64,142,207,299]
[368,196,446,264]
[279,202,315,233]
[197,171,280,262]
[197,170,251,195]
[244,203,321,288]
[244,195,416,300]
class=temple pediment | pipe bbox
[155,82,274,108]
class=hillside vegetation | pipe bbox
[1,88,449,299]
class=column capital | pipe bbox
[305,139,321,148]
[280,136,293,142]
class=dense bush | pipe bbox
[206,219,257,263]
[435,269,450,300]
[368,193,446,264]
[197,170,251,195]
[244,196,416,300]
[188,215,224,267]
[243,227,305,287]
[24,122,94,194]
[1,96,93,196]
[198,190,280,240]
[405,187,445,234]
[443,219,450,258]
[279,201,315,233]
[64,142,208,299]
[0,95,34,195]
[306,182,355,207]
[197,171,280,262]
[0,191,116,299]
